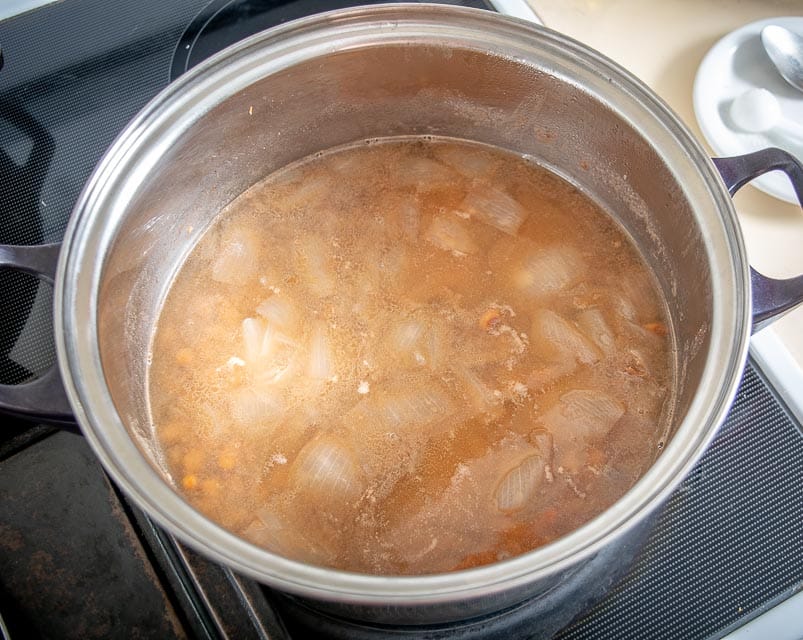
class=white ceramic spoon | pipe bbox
[729,88,803,137]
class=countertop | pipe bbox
[527,0,803,371]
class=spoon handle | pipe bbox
[712,148,803,333]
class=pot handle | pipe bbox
[0,242,77,428]
[712,148,803,333]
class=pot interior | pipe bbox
[99,36,709,460]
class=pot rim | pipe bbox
[54,3,750,605]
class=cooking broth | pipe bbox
[148,137,674,575]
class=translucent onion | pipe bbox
[613,272,655,323]
[370,385,453,434]
[526,360,577,392]
[513,245,584,298]
[612,294,638,323]
[398,197,421,242]
[531,309,600,366]
[280,171,333,211]
[453,366,502,417]
[435,145,496,178]
[544,389,625,446]
[307,323,335,380]
[425,214,478,256]
[494,454,545,513]
[423,326,444,371]
[229,387,284,426]
[295,236,336,298]
[243,512,287,551]
[292,435,364,501]
[530,428,554,459]
[256,296,296,331]
[375,245,405,282]
[243,508,333,565]
[577,308,615,355]
[242,317,267,363]
[395,156,455,189]
[391,319,426,353]
[460,186,527,235]
[211,226,261,285]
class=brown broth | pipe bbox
[148,137,674,575]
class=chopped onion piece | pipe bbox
[280,171,333,211]
[613,272,655,323]
[453,366,502,417]
[244,509,333,565]
[425,215,478,256]
[577,308,615,354]
[381,387,452,431]
[292,435,364,501]
[307,323,335,380]
[352,383,454,435]
[243,512,289,553]
[543,389,624,447]
[398,197,421,242]
[380,433,543,571]
[395,156,455,189]
[460,187,527,235]
[530,429,553,459]
[494,454,545,513]
[295,236,336,298]
[613,295,637,322]
[229,387,284,426]
[242,317,267,363]
[435,145,496,177]
[211,226,261,284]
[256,296,296,331]
[531,309,600,366]
[391,319,426,353]
[526,360,577,391]
[238,318,299,385]
[423,326,444,371]
[513,245,584,297]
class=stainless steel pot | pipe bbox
[1,3,802,632]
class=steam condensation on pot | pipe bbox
[147,137,674,575]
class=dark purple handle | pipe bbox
[712,149,803,333]
[0,243,77,428]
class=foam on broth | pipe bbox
[148,137,674,575]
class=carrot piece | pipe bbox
[479,308,502,331]
[182,474,199,490]
[217,451,237,471]
[159,421,184,445]
[183,448,204,473]
[643,322,668,337]
[175,347,194,365]
[450,550,500,571]
[540,507,559,526]
[201,478,222,497]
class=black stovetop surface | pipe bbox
[1,1,802,638]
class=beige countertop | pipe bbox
[528,0,803,368]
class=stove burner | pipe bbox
[170,0,490,80]
[271,518,653,640]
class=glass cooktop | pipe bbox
[0,1,801,638]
